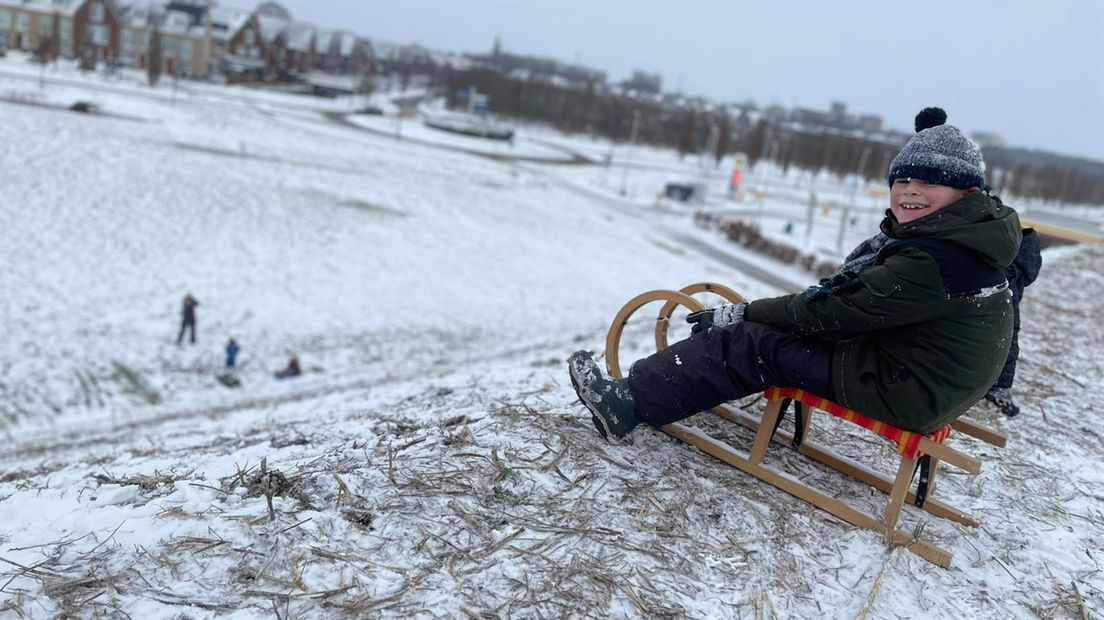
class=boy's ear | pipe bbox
[964,187,980,194]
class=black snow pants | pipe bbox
[627,321,834,427]
[994,228,1041,390]
[993,306,1020,390]
[177,319,196,345]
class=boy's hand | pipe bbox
[686,303,747,334]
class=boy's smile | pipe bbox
[890,178,973,223]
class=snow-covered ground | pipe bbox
[1,54,1102,618]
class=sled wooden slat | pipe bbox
[748,398,783,465]
[884,457,919,538]
[917,437,980,474]
[710,404,977,526]
[741,389,982,566]
[950,418,1008,448]
[926,458,943,502]
[662,422,953,568]
[604,282,997,568]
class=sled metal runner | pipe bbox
[604,283,1008,568]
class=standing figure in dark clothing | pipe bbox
[225,338,240,370]
[177,294,199,345]
[984,227,1042,416]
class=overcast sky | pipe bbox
[276,0,1104,161]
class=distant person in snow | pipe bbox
[177,294,199,345]
[728,166,743,198]
[984,227,1042,416]
[275,355,301,379]
[225,338,240,370]
[568,107,1024,440]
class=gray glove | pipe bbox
[686,303,747,334]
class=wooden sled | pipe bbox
[604,283,1008,568]
[216,372,241,388]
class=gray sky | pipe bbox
[277,0,1104,162]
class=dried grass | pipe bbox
[2,248,1102,617]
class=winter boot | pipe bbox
[984,386,1020,417]
[567,350,639,440]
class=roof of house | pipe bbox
[119,2,206,37]
[335,31,357,56]
[254,13,286,44]
[314,29,333,51]
[0,0,86,17]
[318,30,357,57]
[283,20,313,52]
[120,1,155,28]
[160,8,200,36]
[207,5,249,41]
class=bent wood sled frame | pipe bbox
[604,283,1008,568]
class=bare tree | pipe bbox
[677,110,696,160]
[34,13,61,63]
[742,120,769,166]
[148,25,163,87]
[356,61,375,108]
[714,112,731,165]
[34,13,61,87]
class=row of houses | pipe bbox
[0,0,117,62]
[0,0,372,81]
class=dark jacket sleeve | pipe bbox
[1006,229,1041,303]
[745,247,947,339]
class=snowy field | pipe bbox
[0,55,782,440]
[346,109,577,162]
[1,55,1102,618]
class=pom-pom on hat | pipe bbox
[887,107,985,189]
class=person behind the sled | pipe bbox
[569,107,1022,440]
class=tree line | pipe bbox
[439,67,1104,206]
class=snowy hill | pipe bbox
[1,56,1102,618]
[0,57,784,440]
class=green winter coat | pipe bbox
[746,192,1022,432]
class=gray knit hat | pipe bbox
[887,107,985,189]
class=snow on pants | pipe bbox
[626,321,834,427]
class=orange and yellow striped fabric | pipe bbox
[764,386,951,459]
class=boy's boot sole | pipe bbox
[568,361,614,441]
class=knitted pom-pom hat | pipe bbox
[887,107,985,189]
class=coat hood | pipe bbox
[880,191,1022,269]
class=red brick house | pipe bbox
[280,21,314,74]
[253,13,285,79]
[221,13,268,79]
[0,0,119,63]
[75,0,119,62]
[314,30,371,75]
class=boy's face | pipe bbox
[889,178,972,224]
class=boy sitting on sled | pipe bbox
[569,107,1022,439]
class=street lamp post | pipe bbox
[619,109,641,197]
[836,146,872,255]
